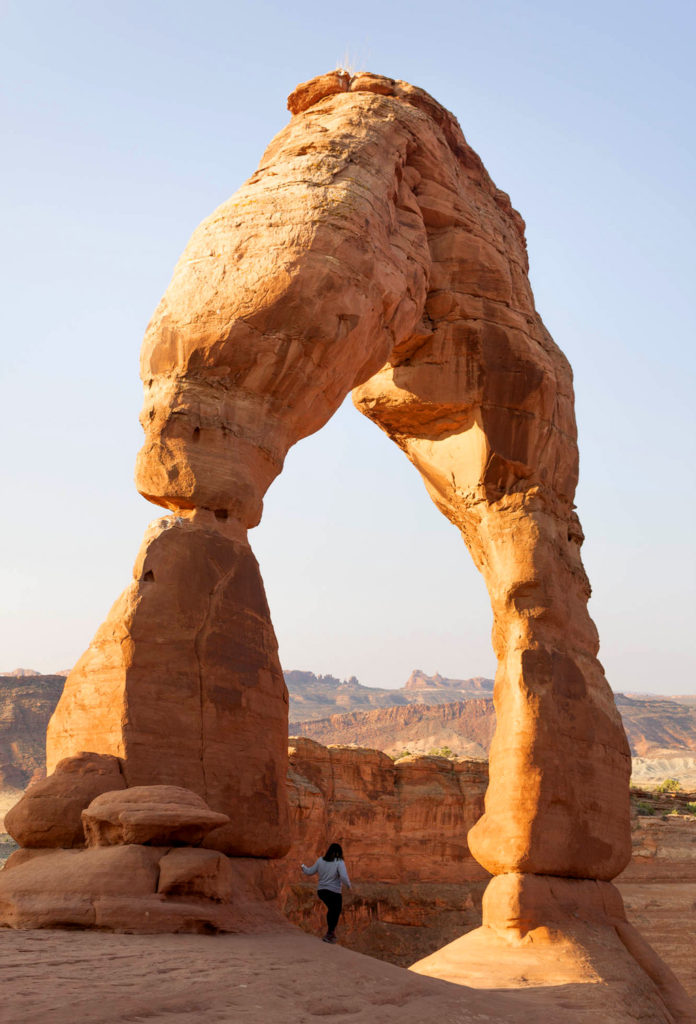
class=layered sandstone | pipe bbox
[293,700,496,757]
[274,738,489,964]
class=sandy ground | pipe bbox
[1,925,661,1024]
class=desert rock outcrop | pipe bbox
[81,785,230,847]
[6,68,688,1017]
[0,777,281,933]
[4,752,125,848]
[46,68,630,884]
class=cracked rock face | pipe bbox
[47,71,631,878]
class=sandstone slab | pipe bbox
[157,847,233,901]
[82,785,229,847]
[0,845,160,929]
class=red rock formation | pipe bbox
[81,785,230,847]
[4,753,125,848]
[282,737,488,884]
[47,514,289,858]
[47,69,630,889]
[19,70,686,1014]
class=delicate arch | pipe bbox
[47,72,630,882]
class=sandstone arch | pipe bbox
[47,73,630,887]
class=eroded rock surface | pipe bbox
[46,69,630,882]
[82,785,230,847]
[22,67,685,1018]
[4,753,125,848]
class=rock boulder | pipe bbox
[82,785,230,847]
[4,752,125,848]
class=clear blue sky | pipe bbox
[2,1,694,694]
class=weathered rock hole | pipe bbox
[143,570,155,582]
[193,427,201,442]
[214,509,228,521]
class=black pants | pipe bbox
[317,888,342,933]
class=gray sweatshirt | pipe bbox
[301,857,352,894]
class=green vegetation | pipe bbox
[392,749,412,760]
[635,801,656,816]
[427,746,455,759]
[686,802,696,815]
[655,778,681,794]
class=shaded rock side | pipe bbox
[4,752,125,848]
[47,514,290,858]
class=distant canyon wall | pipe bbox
[272,739,695,994]
[274,737,490,965]
[2,673,696,794]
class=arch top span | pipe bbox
[48,73,631,896]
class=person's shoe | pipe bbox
[322,933,332,943]
[327,933,338,943]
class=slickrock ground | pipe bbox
[0,927,685,1024]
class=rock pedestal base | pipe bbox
[411,873,695,1024]
[0,845,286,935]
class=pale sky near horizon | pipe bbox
[1,1,694,694]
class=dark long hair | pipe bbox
[323,842,343,862]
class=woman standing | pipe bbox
[301,842,351,943]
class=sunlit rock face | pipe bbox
[48,71,630,879]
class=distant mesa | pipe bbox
[3,669,695,790]
[404,669,494,693]
[3,669,69,678]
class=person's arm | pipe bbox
[338,860,351,888]
[301,859,319,875]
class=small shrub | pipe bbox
[655,778,681,794]
[427,746,455,759]
[392,749,412,760]
[636,801,656,816]
[686,802,696,815]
